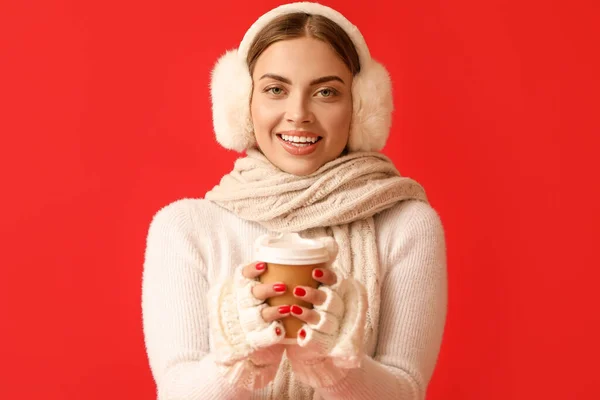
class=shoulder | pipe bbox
[148,198,242,238]
[375,200,444,236]
[147,197,259,246]
[145,198,252,269]
[150,198,210,228]
[146,198,267,281]
[375,200,446,267]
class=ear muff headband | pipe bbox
[210,2,393,153]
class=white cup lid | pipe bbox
[254,232,332,265]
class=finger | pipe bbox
[313,286,345,319]
[292,286,327,306]
[251,282,287,301]
[312,267,337,286]
[290,305,320,325]
[261,305,292,323]
[247,321,286,347]
[242,262,267,279]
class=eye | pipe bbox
[265,86,285,96]
[317,88,339,98]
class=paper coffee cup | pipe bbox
[254,232,334,343]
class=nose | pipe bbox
[284,93,314,125]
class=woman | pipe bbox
[142,2,447,399]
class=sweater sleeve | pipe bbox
[316,201,448,400]
[141,200,254,400]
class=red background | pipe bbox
[1,0,599,399]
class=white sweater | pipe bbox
[142,198,447,400]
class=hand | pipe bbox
[288,267,338,330]
[209,261,293,390]
[285,271,367,388]
[240,261,292,331]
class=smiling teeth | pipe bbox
[281,135,319,143]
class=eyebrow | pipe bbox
[259,73,345,85]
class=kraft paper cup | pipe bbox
[254,232,335,344]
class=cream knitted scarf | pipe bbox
[205,149,428,352]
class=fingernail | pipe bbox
[273,283,286,293]
[294,287,306,297]
[299,329,306,339]
[291,305,303,315]
[278,305,291,314]
[313,269,324,278]
[275,327,281,336]
[256,262,266,271]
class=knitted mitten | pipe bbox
[209,264,286,390]
[286,276,368,388]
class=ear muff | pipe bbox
[210,50,255,152]
[210,2,393,153]
[347,59,393,152]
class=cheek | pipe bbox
[323,102,352,137]
[250,93,261,127]
[251,96,279,132]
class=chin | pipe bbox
[277,158,321,176]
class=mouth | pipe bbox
[276,134,323,147]
[275,133,323,155]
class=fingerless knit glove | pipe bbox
[287,276,368,388]
[209,264,286,390]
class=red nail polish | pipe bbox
[313,269,324,278]
[273,283,286,293]
[275,327,281,336]
[291,305,303,315]
[278,305,291,314]
[294,287,306,297]
[299,329,306,339]
[256,262,266,271]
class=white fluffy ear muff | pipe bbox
[210,50,255,152]
[347,59,393,152]
[210,2,393,153]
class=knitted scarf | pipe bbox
[205,149,428,352]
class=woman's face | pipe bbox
[250,37,353,176]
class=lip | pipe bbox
[276,131,322,156]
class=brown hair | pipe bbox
[246,13,361,76]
